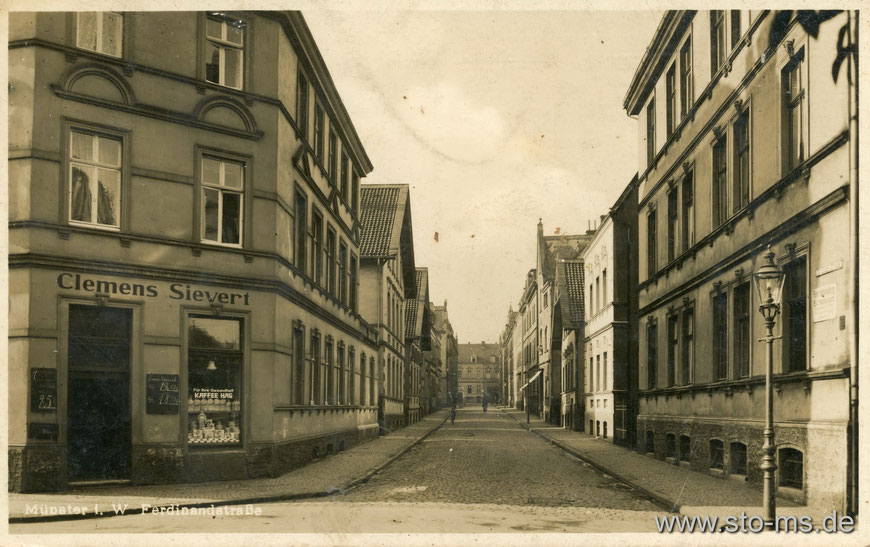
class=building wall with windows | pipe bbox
[432,300,457,405]
[8,11,380,492]
[457,343,501,404]
[624,10,852,511]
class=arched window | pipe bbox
[679,435,691,463]
[709,439,725,470]
[779,448,804,489]
[666,433,676,459]
[646,430,655,454]
[603,422,608,439]
[730,442,747,475]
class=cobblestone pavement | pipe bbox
[331,407,661,511]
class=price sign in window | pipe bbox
[187,317,242,446]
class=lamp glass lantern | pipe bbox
[753,246,786,320]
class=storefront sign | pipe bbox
[146,373,180,414]
[30,368,57,412]
[192,387,236,400]
[812,284,837,323]
[56,273,249,305]
[816,261,843,277]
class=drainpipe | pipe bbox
[846,9,859,517]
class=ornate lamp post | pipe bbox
[753,245,786,527]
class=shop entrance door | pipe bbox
[67,305,132,482]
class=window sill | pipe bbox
[709,467,726,477]
[68,221,121,233]
[728,473,749,483]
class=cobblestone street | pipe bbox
[336,408,659,510]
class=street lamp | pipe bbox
[752,245,786,527]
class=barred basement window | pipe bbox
[709,439,725,470]
[666,433,676,459]
[679,435,691,463]
[730,442,747,475]
[779,448,803,489]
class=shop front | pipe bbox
[9,267,378,492]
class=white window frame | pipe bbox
[205,14,245,90]
[76,12,124,58]
[68,130,123,231]
[200,155,245,248]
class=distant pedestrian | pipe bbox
[450,401,456,425]
[482,394,488,413]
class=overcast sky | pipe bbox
[304,10,662,344]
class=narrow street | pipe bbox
[13,408,665,534]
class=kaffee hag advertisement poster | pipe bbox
[4,2,868,546]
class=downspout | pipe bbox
[847,9,859,517]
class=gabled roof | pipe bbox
[540,233,593,283]
[458,343,501,363]
[555,259,585,328]
[360,184,417,297]
[405,268,431,345]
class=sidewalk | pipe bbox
[10,410,448,523]
[501,408,830,522]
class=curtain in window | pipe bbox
[71,167,92,222]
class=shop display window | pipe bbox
[187,317,242,446]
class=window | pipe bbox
[293,326,305,404]
[359,353,366,405]
[713,292,729,380]
[348,348,355,405]
[77,12,123,57]
[602,269,607,305]
[646,97,656,166]
[369,358,375,406]
[783,256,807,373]
[187,317,243,446]
[590,284,594,315]
[311,210,323,283]
[205,14,245,89]
[69,130,122,229]
[730,442,747,475]
[668,188,678,262]
[679,36,693,118]
[338,344,346,405]
[328,130,337,182]
[733,108,750,212]
[710,10,726,73]
[734,282,751,378]
[782,50,806,173]
[311,331,322,405]
[679,435,691,462]
[326,339,335,405]
[351,170,360,215]
[340,152,350,199]
[201,155,244,246]
[667,315,678,387]
[596,355,601,391]
[647,209,657,276]
[595,277,600,313]
[730,11,742,49]
[779,448,803,489]
[709,439,725,470]
[296,71,309,136]
[681,168,695,252]
[666,434,677,459]
[350,254,358,312]
[589,356,594,391]
[295,192,307,271]
[646,431,655,454]
[712,135,728,228]
[339,241,348,305]
[666,63,677,138]
[647,321,657,390]
[681,308,694,385]
[326,228,336,296]
[467,385,472,394]
[314,104,325,162]
[603,352,607,391]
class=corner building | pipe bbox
[624,10,856,511]
[9,11,381,491]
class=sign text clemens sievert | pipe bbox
[57,273,250,305]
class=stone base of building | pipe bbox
[8,425,380,493]
[636,416,848,512]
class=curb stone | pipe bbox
[9,414,449,525]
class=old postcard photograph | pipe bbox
[4,2,868,544]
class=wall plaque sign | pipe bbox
[146,373,180,414]
[30,368,57,412]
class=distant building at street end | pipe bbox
[457,343,501,404]
[359,184,417,432]
[432,300,458,405]
[624,10,856,512]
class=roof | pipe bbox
[458,343,501,364]
[405,299,421,339]
[555,260,585,327]
[359,184,417,297]
[540,233,593,282]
